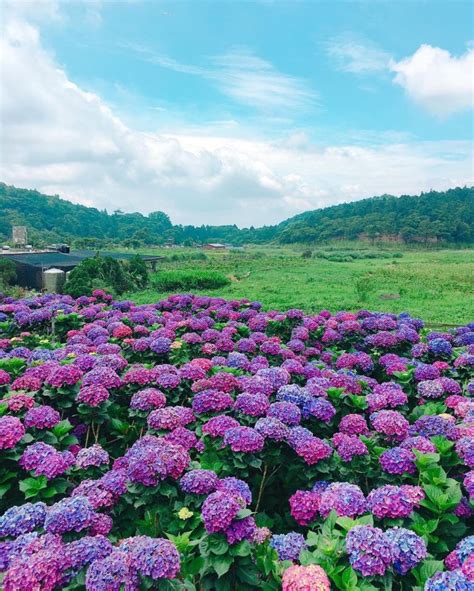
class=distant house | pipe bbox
[202,243,227,250]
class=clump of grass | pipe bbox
[166,252,207,262]
[152,270,230,291]
[313,250,403,262]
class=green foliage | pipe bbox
[152,270,230,291]
[0,258,16,289]
[128,246,473,324]
[63,254,149,297]
[1,183,472,246]
[278,186,474,244]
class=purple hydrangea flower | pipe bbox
[367,485,424,518]
[44,496,95,534]
[130,388,166,411]
[24,406,60,430]
[0,416,25,450]
[385,527,427,574]
[345,525,392,576]
[0,502,47,538]
[201,491,242,533]
[223,426,264,453]
[319,482,366,518]
[270,532,306,561]
[424,570,472,591]
[217,477,252,505]
[119,536,180,580]
[85,550,139,591]
[76,444,110,469]
[379,447,416,475]
[179,469,219,494]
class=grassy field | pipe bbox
[127,245,474,325]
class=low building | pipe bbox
[202,243,227,250]
[0,250,163,290]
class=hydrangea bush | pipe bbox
[0,290,472,590]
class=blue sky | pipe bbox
[1,0,473,226]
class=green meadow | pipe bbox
[127,246,474,325]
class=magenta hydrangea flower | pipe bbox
[0,416,25,450]
[464,471,474,498]
[456,437,474,468]
[201,415,240,437]
[371,410,409,440]
[292,435,333,465]
[417,380,445,399]
[147,406,195,431]
[82,367,121,389]
[333,433,368,462]
[72,479,116,509]
[400,436,437,454]
[255,417,289,441]
[289,490,320,525]
[76,385,110,407]
[3,543,67,591]
[339,414,369,435]
[46,365,83,388]
[123,436,190,485]
[66,535,113,570]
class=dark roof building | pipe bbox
[0,250,162,289]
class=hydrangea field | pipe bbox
[0,290,473,591]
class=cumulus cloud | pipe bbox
[327,34,474,117]
[1,15,473,227]
[391,44,474,116]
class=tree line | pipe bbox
[0,183,472,247]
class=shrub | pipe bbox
[152,270,230,291]
[63,255,149,297]
[0,258,16,289]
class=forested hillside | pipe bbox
[0,183,472,246]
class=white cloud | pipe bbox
[326,34,391,73]
[327,34,474,117]
[1,16,473,228]
[391,44,474,116]
[124,44,317,111]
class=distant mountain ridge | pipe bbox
[1,183,472,246]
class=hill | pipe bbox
[0,183,472,246]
